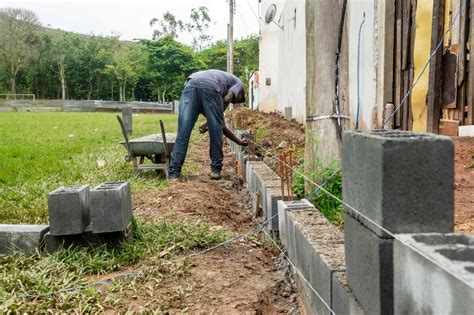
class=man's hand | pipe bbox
[239,138,249,146]
[199,122,208,134]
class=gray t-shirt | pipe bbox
[189,69,243,99]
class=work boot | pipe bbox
[209,171,222,180]
[168,175,180,182]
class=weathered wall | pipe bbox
[277,0,306,122]
[348,0,376,131]
[258,0,282,113]
[347,0,394,131]
[305,0,342,171]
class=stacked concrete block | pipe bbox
[394,234,474,314]
[0,225,49,254]
[48,185,90,235]
[290,210,347,315]
[43,222,133,253]
[277,199,313,248]
[342,130,454,234]
[342,131,455,314]
[90,182,132,233]
[264,185,287,232]
[332,272,365,315]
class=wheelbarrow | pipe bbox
[116,115,176,177]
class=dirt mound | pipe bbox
[135,180,251,232]
[227,106,305,151]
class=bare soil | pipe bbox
[453,137,474,234]
[132,139,300,313]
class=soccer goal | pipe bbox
[0,94,36,101]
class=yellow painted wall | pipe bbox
[412,0,434,132]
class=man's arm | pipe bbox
[223,91,235,110]
[199,122,248,146]
[223,125,248,146]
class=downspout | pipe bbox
[334,0,348,141]
[356,13,366,131]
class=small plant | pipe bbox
[292,164,306,199]
[292,160,344,227]
[308,164,344,227]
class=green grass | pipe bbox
[0,112,205,224]
[0,218,232,312]
[293,162,344,227]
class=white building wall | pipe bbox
[348,0,377,132]
[277,0,306,122]
[258,0,282,113]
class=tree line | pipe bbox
[0,7,258,102]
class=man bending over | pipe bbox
[169,69,248,181]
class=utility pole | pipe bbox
[227,0,234,74]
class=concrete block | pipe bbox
[394,233,474,315]
[277,199,314,247]
[332,272,365,315]
[264,186,287,231]
[246,161,262,193]
[48,185,90,236]
[90,182,132,233]
[342,130,454,235]
[344,214,394,314]
[0,225,49,254]
[289,208,346,315]
[43,223,133,253]
[459,125,474,137]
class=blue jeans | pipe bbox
[169,80,224,177]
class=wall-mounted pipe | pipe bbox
[356,13,366,131]
[333,0,348,141]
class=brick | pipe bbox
[344,215,393,314]
[0,225,49,254]
[342,130,454,236]
[331,272,365,315]
[394,234,474,314]
[439,119,459,137]
[90,182,132,233]
[48,185,90,235]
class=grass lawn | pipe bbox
[0,112,201,224]
[0,112,231,312]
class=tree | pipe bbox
[150,12,184,40]
[0,8,40,95]
[187,6,213,51]
[150,7,213,51]
[29,32,57,99]
[197,35,259,88]
[140,37,199,102]
[106,44,147,102]
[54,33,81,100]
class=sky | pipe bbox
[1,0,261,44]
